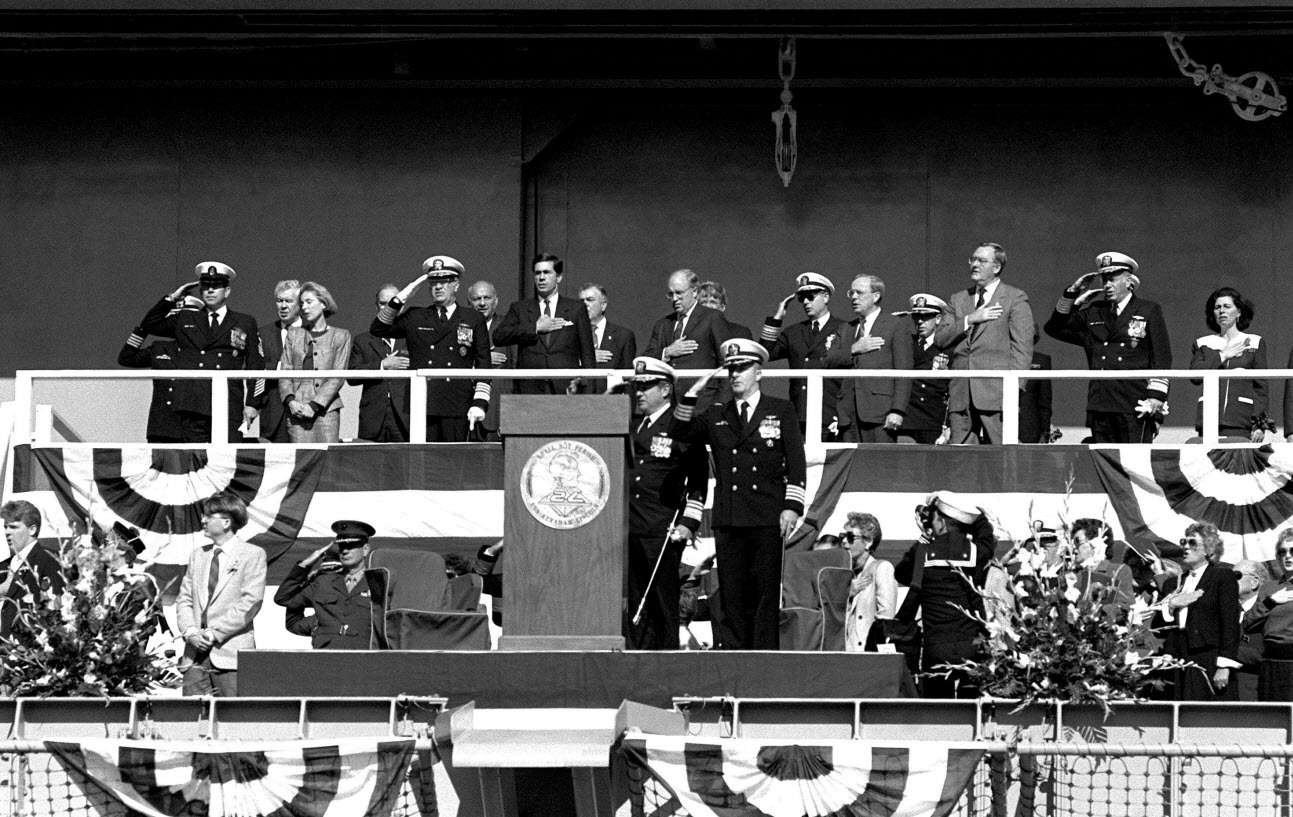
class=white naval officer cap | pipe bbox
[722,338,770,368]
[795,272,835,296]
[422,255,465,280]
[195,262,236,284]
[1095,251,1138,275]
[926,490,982,525]
[632,356,676,383]
[894,293,950,317]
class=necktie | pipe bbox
[438,306,448,322]
[385,338,395,353]
[303,339,315,371]
[209,312,218,332]
[739,401,750,432]
[674,315,686,342]
[812,320,821,336]
[202,547,221,627]
[975,287,986,309]
[542,299,550,319]
[637,416,650,435]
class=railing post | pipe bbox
[409,373,428,444]
[1200,372,1219,446]
[1000,371,1020,445]
[12,371,32,446]
[210,372,229,445]
[805,373,823,445]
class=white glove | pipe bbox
[467,406,486,427]
[396,274,429,304]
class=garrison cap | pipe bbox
[632,356,676,383]
[894,293,950,317]
[331,519,377,548]
[195,262,236,285]
[795,272,835,296]
[1096,252,1138,276]
[422,255,465,281]
[722,338,770,368]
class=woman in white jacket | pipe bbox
[842,511,897,652]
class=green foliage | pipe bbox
[0,535,178,698]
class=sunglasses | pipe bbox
[1277,548,1293,558]
[1179,538,1205,550]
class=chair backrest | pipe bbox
[444,573,483,611]
[782,548,851,609]
[369,548,450,611]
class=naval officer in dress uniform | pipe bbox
[369,255,491,442]
[139,262,263,443]
[626,356,708,651]
[669,338,807,650]
[273,520,390,650]
[1044,252,1173,443]
[894,294,952,444]
[759,272,848,440]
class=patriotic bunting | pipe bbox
[1090,444,1293,561]
[622,735,983,817]
[43,738,426,817]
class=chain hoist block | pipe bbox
[1165,33,1286,121]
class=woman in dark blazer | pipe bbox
[1190,287,1267,441]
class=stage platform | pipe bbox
[240,649,916,708]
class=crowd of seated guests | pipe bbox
[115,242,1293,446]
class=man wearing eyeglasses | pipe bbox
[760,272,847,440]
[1155,523,1240,701]
[834,274,914,444]
[934,242,1035,445]
[646,269,734,409]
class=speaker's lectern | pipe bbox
[499,395,629,650]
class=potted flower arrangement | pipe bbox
[0,527,178,698]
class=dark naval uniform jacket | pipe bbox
[118,333,185,442]
[671,393,807,528]
[906,334,950,434]
[273,562,390,650]
[369,302,491,417]
[759,313,847,430]
[139,297,264,420]
[630,406,708,538]
[1044,293,1172,416]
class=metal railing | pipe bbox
[9,366,1288,447]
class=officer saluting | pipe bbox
[626,356,708,651]
[759,272,848,439]
[139,262,263,443]
[893,294,952,444]
[668,338,807,650]
[1044,252,1172,443]
[370,255,492,442]
[273,520,389,650]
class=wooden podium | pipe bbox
[498,395,629,650]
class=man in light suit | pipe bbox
[176,493,266,697]
[934,242,1035,444]
[255,279,301,443]
[493,253,596,395]
[348,284,411,443]
[832,274,914,443]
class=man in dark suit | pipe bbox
[370,256,491,442]
[893,294,951,445]
[1045,252,1172,443]
[1155,522,1240,701]
[469,280,511,440]
[493,253,596,395]
[626,357,707,650]
[760,272,848,440]
[667,339,807,650]
[832,274,914,443]
[348,284,411,443]
[1,501,65,636]
[934,243,1035,445]
[698,281,753,340]
[580,283,637,370]
[646,270,734,412]
[255,279,301,443]
[139,262,264,444]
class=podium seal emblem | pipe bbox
[520,440,611,529]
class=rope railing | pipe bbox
[11,366,1290,447]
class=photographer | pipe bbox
[895,491,996,698]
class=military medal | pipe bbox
[933,353,949,370]
[1128,316,1147,349]
[230,327,247,352]
[650,435,673,457]
[759,417,781,440]
[457,325,473,345]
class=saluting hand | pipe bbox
[1069,271,1102,292]
[687,365,727,398]
[169,281,200,301]
[301,543,334,568]
[395,274,428,303]
[773,292,797,320]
